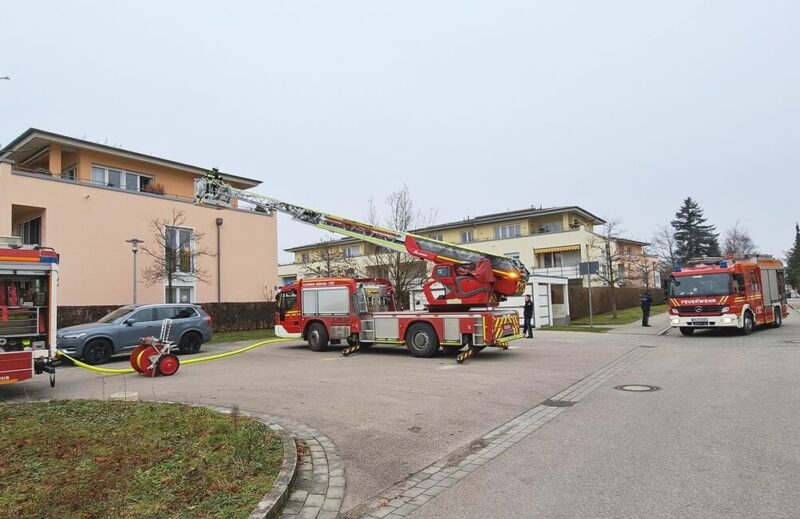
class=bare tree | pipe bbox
[140,209,213,302]
[301,238,355,278]
[589,218,625,317]
[650,224,678,281]
[722,221,758,257]
[360,185,437,310]
[624,249,660,289]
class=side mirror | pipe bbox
[125,318,137,326]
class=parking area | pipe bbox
[3,306,800,518]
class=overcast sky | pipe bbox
[1,1,797,263]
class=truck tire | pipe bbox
[307,323,330,352]
[405,322,439,358]
[679,327,694,336]
[773,308,782,328]
[741,312,754,335]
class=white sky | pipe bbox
[1,1,797,264]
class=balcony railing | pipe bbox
[532,265,581,278]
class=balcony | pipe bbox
[532,265,581,279]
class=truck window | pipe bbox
[669,273,731,297]
[277,290,297,312]
[748,270,759,292]
[732,274,745,293]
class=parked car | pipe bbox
[57,304,213,365]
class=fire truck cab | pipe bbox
[667,257,788,335]
[0,236,60,385]
[275,277,520,358]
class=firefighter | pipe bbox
[640,289,653,327]
[523,294,533,338]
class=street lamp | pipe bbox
[125,238,144,304]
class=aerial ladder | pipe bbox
[194,170,530,311]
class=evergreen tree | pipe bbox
[787,223,800,291]
[671,197,720,263]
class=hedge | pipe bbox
[568,287,665,320]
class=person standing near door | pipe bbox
[523,294,534,338]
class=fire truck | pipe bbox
[195,173,526,361]
[0,236,59,385]
[667,256,788,336]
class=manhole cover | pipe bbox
[615,384,660,392]
[541,399,576,407]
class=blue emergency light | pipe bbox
[673,266,682,272]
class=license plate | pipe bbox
[692,318,708,325]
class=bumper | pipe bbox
[669,314,740,328]
[275,325,302,339]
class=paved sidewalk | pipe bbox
[604,311,670,336]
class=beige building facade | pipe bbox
[1,128,276,306]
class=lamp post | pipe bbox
[125,238,144,304]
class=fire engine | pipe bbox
[0,236,59,385]
[195,173,527,361]
[667,256,788,335]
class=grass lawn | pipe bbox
[538,325,612,333]
[209,328,276,345]
[570,304,667,325]
[0,400,283,519]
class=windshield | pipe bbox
[670,273,731,297]
[97,306,135,323]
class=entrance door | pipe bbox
[536,283,551,327]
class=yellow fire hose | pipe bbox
[56,337,292,376]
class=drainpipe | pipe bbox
[216,217,223,303]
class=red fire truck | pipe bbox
[276,277,520,358]
[667,256,788,335]
[195,173,527,361]
[0,237,60,385]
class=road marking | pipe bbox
[437,365,458,370]
[321,357,342,361]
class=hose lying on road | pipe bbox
[56,337,292,376]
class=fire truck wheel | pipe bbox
[307,323,330,352]
[82,339,114,365]
[742,312,754,335]
[178,332,203,354]
[679,327,694,336]
[405,323,439,358]
[773,308,782,328]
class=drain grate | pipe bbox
[615,384,660,392]
[541,399,576,407]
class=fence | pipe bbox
[58,302,275,332]
[568,287,665,320]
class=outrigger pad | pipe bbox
[341,344,361,357]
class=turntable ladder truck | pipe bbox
[195,172,529,361]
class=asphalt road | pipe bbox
[3,304,799,519]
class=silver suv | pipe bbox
[57,304,213,365]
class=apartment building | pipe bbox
[0,128,276,305]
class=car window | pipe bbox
[98,306,136,323]
[175,306,199,319]
[129,308,156,322]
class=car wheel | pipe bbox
[307,323,329,352]
[405,322,439,358]
[83,339,113,365]
[178,332,203,354]
[741,312,754,335]
[679,327,694,336]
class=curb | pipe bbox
[248,424,298,519]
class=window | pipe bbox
[300,253,310,263]
[460,230,474,243]
[506,252,520,260]
[748,270,759,292]
[536,221,563,233]
[18,217,41,245]
[165,226,194,274]
[540,252,563,268]
[164,287,194,304]
[493,224,521,239]
[343,245,360,258]
[91,165,153,192]
[429,234,443,241]
[130,308,157,322]
[61,166,77,181]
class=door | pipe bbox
[118,308,160,350]
[536,283,551,327]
